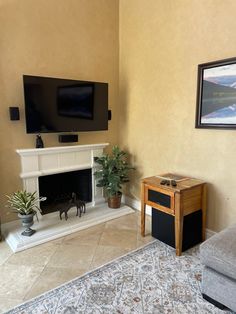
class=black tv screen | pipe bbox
[57,84,94,119]
[23,75,108,133]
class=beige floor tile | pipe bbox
[0,264,43,299]
[136,211,141,223]
[24,266,87,300]
[5,241,60,267]
[137,216,152,235]
[90,245,129,269]
[0,241,13,265]
[137,212,151,225]
[47,243,96,269]
[104,213,138,230]
[63,223,105,246]
[0,212,150,311]
[99,228,137,250]
[45,237,65,245]
[146,219,152,233]
[137,233,155,247]
[0,297,23,314]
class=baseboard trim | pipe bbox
[123,195,216,239]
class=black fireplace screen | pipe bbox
[39,168,92,215]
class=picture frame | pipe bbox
[195,57,236,129]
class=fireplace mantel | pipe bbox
[16,143,109,178]
[16,143,109,206]
[16,143,109,157]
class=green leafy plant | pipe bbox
[6,190,42,216]
[94,146,134,198]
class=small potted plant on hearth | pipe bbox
[6,190,43,237]
[94,146,135,208]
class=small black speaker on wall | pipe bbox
[9,107,20,121]
[108,110,112,121]
[58,134,78,143]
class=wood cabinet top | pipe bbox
[141,173,205,193]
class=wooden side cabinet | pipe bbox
[141,174,206,256]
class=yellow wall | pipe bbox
[119,0,236,231]
[1,0,236,231]
[0,0,119,222]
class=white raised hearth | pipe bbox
[2,204,134,252]
[2,143,134,252]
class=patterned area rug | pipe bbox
[7,240,228,314]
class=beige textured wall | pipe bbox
[2,0,236,231]
[0,0,119,222]
[119,0,236,231]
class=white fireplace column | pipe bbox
[16,143,109,217]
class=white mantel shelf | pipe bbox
[16,143,109,180]
[16,143,109,156]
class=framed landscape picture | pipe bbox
[195,57,236,129]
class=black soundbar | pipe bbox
[58,134,78,143]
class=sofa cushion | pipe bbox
[200,224,236,280]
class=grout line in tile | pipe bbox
[44,240,65,268]
[21,265,46,301]
[88,224,107,269]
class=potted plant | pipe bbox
[6,190,43,237]
[94,146,134,208]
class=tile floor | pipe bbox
[0,211,153,313]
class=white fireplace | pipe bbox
[17,143,109,214]
[2,143,134,252]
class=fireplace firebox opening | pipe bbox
[39,168,92,215]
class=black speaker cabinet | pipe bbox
[152,207,202,251]
[58,134,78,143]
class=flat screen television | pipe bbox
[23,75,108,133]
